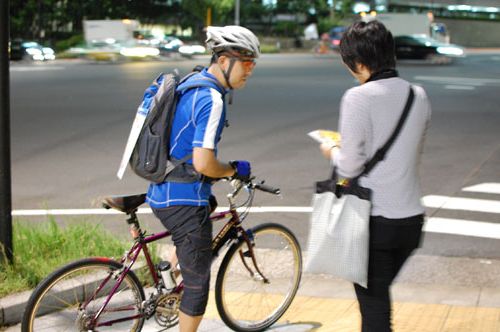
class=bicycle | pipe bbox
[21,178,303,332]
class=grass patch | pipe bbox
[0,218,138,297]
[260,43,281,54]
[55,51,83,59]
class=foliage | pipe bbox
[8,0,355,45]
[317,17,349,35]
[9,0,179,42]
[54,34,84,52]
[274,21,301,37]
[0,218,129,297]
[317,0,356,34]
[260,43,281,54]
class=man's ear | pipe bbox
[217,55,227,68]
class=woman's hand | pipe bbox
[320,142,338,160]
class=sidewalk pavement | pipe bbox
[464,47,500,54]
[2,273,499,331]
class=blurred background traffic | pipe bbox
[8,0,500,64]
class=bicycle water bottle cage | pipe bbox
[102,193,147,214]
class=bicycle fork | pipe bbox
[238,229,270,283]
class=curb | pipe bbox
[3,251,500,328]
[465,48,500,54]
[0,289,32,326]
[3,277,500,328]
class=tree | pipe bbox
[9,0,174,43]
[9,0,351,45]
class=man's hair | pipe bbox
[339,20,396,73]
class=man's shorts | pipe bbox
[152,205,212,316]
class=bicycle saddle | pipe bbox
[102,193,147,214]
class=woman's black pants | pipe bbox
[354,214,424,332]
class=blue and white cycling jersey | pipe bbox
[146,69,227,208]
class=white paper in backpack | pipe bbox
[117,107,148,179]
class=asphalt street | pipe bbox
[8,52,500,289]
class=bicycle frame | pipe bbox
[89,205,263,328]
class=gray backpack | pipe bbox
[129,69,225,183]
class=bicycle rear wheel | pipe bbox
[22,257,145,332]
[215,223,302,332]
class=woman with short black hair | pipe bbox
[319,20,432,331]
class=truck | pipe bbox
[363,13,449,44]
[83,19,139,45]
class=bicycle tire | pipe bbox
[21,257,146,332]
[215,223,302,332]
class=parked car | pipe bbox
[394,35,464,63]
[156,36,205,58]
[329,26,347,50]
[10,40,55,61]
[158,36,184,55]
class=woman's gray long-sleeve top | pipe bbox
[333,77,432,219]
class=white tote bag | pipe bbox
[304,177,371,288]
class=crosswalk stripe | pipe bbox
[463,182,500,195]
[422,195,500,214]
[444,85,475,90]
[424,217,500,240]
[414,75,500,85]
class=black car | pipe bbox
[9,39,55,61]
[394,35,464,63]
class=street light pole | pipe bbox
[235,0,240,26]
[0,0,13,264]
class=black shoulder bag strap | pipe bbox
[360,86,415,177]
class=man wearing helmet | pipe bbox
[205,25,260,90]
[146,25,260,332]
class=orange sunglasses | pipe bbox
[229,56,256,71]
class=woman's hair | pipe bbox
[339,20,396,73]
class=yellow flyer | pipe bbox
[307,130,341,144]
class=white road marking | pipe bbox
[424,217,500,240]
[422,195,500,214]
[12,204,500,239]
[11,206,313,216]
[12,207,153,216]
[10,66,65,72]
[414,76,500,85]
[444,85,475,90]
[463,183,500,195]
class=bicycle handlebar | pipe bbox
[228,178,281,198]
[252,182,281,195]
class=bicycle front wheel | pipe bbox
[22,257,146,332]
[215,223,302,332]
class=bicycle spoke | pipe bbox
[216,224,302,331]
[23,259,145,332]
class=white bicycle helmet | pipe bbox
[206,25,260,58]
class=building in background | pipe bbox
[386,0,499,21]
[359,0,500,47]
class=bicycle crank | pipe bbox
[154,293,181,328]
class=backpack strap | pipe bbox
[177,72,226,95]
[162,71,226,183]
[168,72,226,162]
